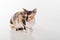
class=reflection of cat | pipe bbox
[10,31,34,40]
[10,8,37,31]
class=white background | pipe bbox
[0,0,60,40]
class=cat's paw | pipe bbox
[29,27,33,32]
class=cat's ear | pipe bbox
[31,8,37,16]
[32,8,37,13]
[23,8,27,12]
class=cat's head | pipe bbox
[23,8,37,22]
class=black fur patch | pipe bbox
[16,28,23,31]
[27,11,32,15]
[26,16,28,21]
[22,18,26,25]
[23,16,25,18]
[24,26,26,30]
[10,19,13,24]
[22,16,26,30]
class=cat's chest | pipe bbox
[26,19,35,27]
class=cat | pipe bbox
[10,8,37,31]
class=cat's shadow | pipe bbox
[10,30,34,40]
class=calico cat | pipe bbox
[10,8,37,31]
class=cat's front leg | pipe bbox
[29,27,33,32]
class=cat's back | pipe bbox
[13,11,24,20]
